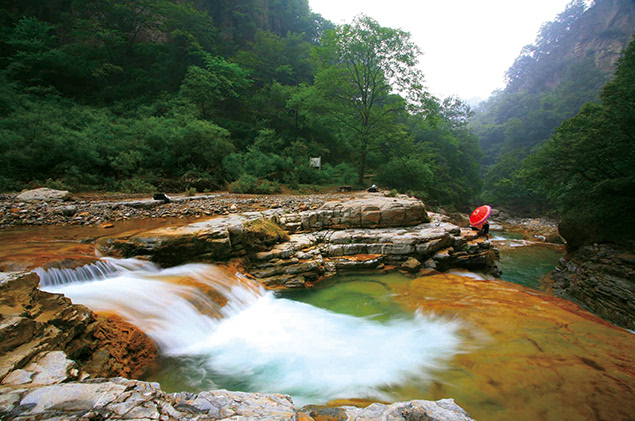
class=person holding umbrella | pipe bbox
[470,205,492,237]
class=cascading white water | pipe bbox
[39,259,465,405]
[36,257,159,287]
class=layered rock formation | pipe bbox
[550,243,635,330]
[0,273,158,383]
[96,195,500,288]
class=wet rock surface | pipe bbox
[0,377,474,421]
[550,243,635,330]
[0,273,158,383]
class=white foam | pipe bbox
[43,260,464,404]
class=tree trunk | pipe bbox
[358,138,367,186]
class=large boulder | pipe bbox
[15,188,72,202]
[298,195,429,231]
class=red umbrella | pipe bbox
[469,205,492,227]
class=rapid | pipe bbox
[39,259,464,405]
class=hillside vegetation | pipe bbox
[0,0,481,210]
[471,0,634,214]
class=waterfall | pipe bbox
[39,259,464,405]
[35,258,159,287]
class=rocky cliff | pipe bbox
[550,242,635,330]
[567,0,635,72]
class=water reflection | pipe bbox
[492,231,564,289]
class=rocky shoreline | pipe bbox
[549,242,635,330]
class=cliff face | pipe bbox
[568,0,635,72]
[507,0,635,93]
[550,243,635,330]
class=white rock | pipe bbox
[20,381,128,413]
[16,188,72,202]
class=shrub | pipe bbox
[185,186,197,196]
[117,178,156,193]
[323,162,358,185]
[45,178,71,191]
[257,179,281,194]
[228,174,259,193]
[243,219,289,251]
[376,158,433,192]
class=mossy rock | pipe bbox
[243,219,290,251]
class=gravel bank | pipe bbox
[0,192,356,229]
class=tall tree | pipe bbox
[306,14,428,185]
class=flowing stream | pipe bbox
[492,231,565,289]
[16,224,634,421]
[40,260,463,406]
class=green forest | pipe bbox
[0,0,481,210]
[0,0,633,243]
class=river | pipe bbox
[2,224,634,420]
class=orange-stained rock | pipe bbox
[74,313,158,379]
[391,273,635,421]
[0,272,158,382]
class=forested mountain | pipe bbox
[471,0,634,213]
[525,38,635,246]
[0,0,483,210]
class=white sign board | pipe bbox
[309,157,321,169]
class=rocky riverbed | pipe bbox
[0,189,341,228]
[2,188,631,420]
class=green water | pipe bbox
[493,231,564,289]
[278,271,413,320]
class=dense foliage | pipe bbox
[524,38,635,246]
[0,0,484,210]
[471,0,633,213]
